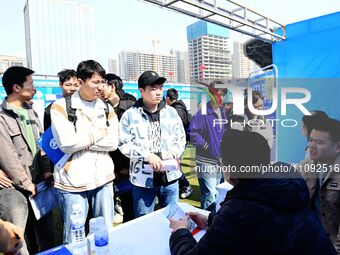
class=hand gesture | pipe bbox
[0,220,24,254]
[187,212,208,229]
[27,184,36,197]
[0,170,12,188]
[148,153,164,172]
[169,215,190,233]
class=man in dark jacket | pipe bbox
[166,88,193,199]
[297,118,340,253]
[105,73,136,120]
[169,130,336,255]
[106,73,136,223]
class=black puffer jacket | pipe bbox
[171,100,190,142]
[170,177,336,255]
[171,100,189,127]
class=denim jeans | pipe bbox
[196,161,222,212]
[0,188,29,255]
[132,181,179,217]
[57,182,114,244]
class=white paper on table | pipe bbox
[110,241,139,255]
[163,202,197,232]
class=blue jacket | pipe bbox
[189,101,227,164]
[170,174,336,255]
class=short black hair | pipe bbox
[166,88,178,101]
[312,118,340,143]
[76,60,105,81]
[302,110,329,137]
[106,73,123,90]
[2,66,34,95]
[57,69,77,84]
[221,130,270,179]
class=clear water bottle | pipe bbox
[94,217,110,255]
[87,217,105,255]
[70,204,87,255]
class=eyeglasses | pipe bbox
[91,80,107,87]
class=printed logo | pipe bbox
[49,138,59,150]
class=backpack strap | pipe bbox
[65,96,77,130]
[65,96,110,130]
[100,98,110,127]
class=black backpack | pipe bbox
[65,96,110,130]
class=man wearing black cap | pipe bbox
[119,71,186,217]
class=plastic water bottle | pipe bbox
[70,204,87,255]
[94,217,110,255]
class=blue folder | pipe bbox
[37,127,65,165]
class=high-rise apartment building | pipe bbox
[119,51,141,81]
[119,50,177,82]
[173,50,190,84]
[24,0,94,75]
[0,55,25,73]
[187,21,232,83]
[108,59,118,74]
[233,41,258,79]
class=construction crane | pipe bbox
[151,39,160,71]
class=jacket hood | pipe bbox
[134,98,166,115]
[227,164,309,212]
[171,100,187,111]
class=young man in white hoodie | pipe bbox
[119,71,186,217]
[50,60,118,243]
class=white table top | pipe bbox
[87,202,209,255]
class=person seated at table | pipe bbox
[169,130,336,255]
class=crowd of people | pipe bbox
[0,60,339,255]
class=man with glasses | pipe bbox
[50,60,118,243]
[105,73,136,223]
[101,75,120,108]
[0,66,52,254]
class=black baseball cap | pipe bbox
[138,71,166,88]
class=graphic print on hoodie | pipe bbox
[135,99,173,185]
